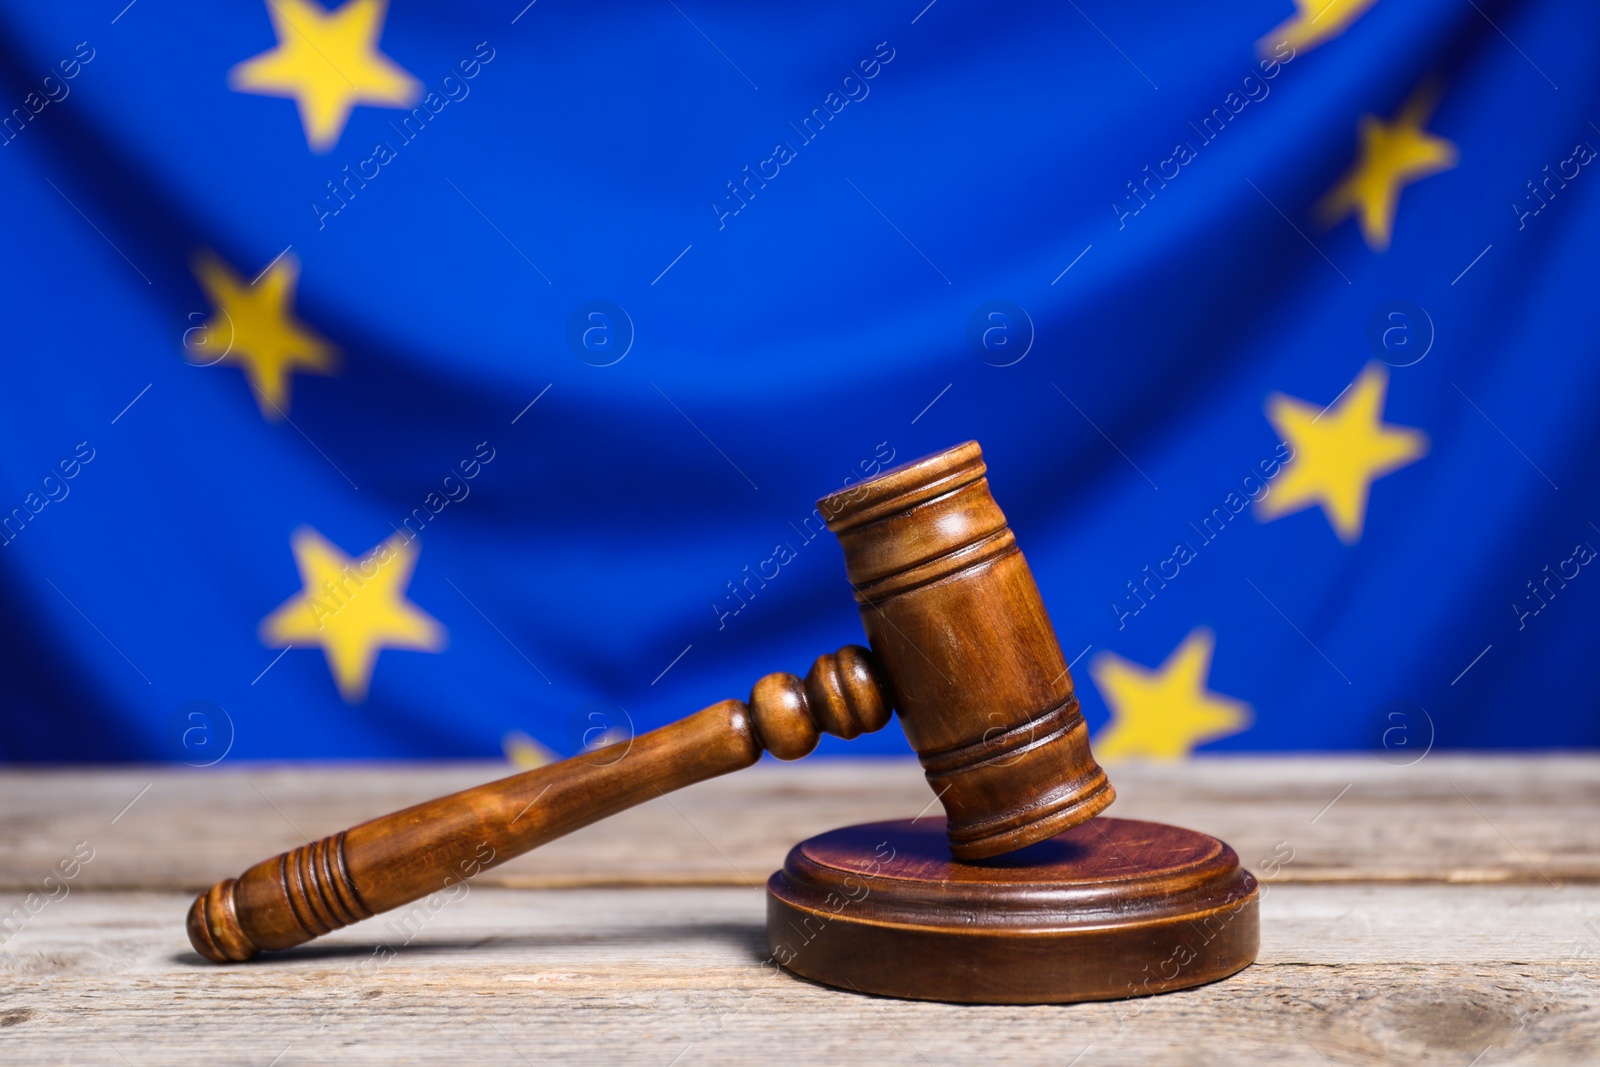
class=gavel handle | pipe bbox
[187,646,888,962]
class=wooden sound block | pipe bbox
[766,816,1258,1004]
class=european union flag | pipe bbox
[1,0,1595,762]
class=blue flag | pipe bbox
[1,0,1595,762]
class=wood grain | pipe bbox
[818,441,1113,859]
[184,648,891,961]
[1,885,1596,1065]
[2,760,1597,1063]
[2,756,1594,892]
[769,817,1259,1003]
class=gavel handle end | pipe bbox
[188,879,259,963]
[183,645,889,963]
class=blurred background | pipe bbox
[0,0,1595,764]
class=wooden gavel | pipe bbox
[188,441,1114,962]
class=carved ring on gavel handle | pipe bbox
[187,646,888,963]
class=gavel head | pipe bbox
[819,441,1114,861]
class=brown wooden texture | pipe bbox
[820,441,1114,859]
[0,883,1595,1065]
[5,756,1595,892]
[188,439,1133,962]
[768,817,1258,1003]
[1,759,1596,1064]
[186,647,889,961]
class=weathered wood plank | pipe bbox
[1,885,1596,1065]
[0,756,1594,891]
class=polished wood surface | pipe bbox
[190,440,1125,962]
[768,817,1258,1003]
[187,647,889,961]
[820,442,1114,860]
[3,758,1593,1065]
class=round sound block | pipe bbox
[766,816,1258,1004]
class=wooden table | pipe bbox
[1,756,1595,1064]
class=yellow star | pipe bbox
[1316,84,1458,251]
[190,251,336,420]
[503,731,557,769]
[1258,0,1379,56]
[260,527,446,703]
[1090,628,1252,760]
[229,0,420,153]
[1257,362,1428,543]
